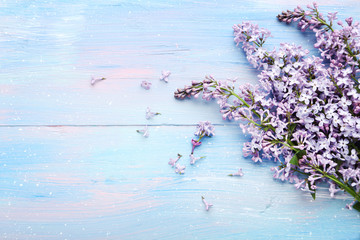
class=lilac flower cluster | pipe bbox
[191,121,215,154]
[277,3,360,84]
[175,4,360,211]
[168,122,213,175]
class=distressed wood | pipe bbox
[0,126,359,239]
[0,0,359,125]
[0,0,360,239]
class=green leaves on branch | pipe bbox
[290,149,306,166]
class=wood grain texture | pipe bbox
[1,0,360,239]
[0,0,359,125]
[0,126,359,239]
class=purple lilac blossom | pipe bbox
[175,164,186,174]
[160,70,171,83]
[141,80,152,90]
[136,125,149,138]
[195,121,215,137]
[191,121,215,154]
[190,154,205,165]
[169,154,182,167]
[228,168,244,177]
[146,107,161,120]
[191,139,202,154]
[175,6,360,209]
[90,77,106,86]
[201,196,213,211]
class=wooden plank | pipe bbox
[1,0,360,239]
[1,0,360,125]
[0,126,358,239]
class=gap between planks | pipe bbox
[0,123,238,128]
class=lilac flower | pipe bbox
[136,125,149,137]
[189,154,205,165]
[160,70,171,83]
[329,182,341,198]
[228,168,244,177]
[350,149,359,162]
[191,139,202,154]
[175,164,186,174]
[294,179,305,189]
[141,80,152,90]
[337,139,349,150]
[345,17,353,26]
[327,12,338,23]
[174,5,360,210]
[190,121,215,154]
[91,77,106,86]
[194,121,215,137]
[315,113,329,127]
[146,107,161,120]
[201,196,213,211]
[168,154,182,167]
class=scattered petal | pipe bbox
[228,168,244,177]
[201,196,213,211]
[141,80,152,90]
[136,125,149,137]
[160,70,171,83]
[146,107,161,120]
[91,77,106,86]
[175,164,186,174]
[168,154,182,167]
[189,154,205,165]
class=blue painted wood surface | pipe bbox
[1,0,360,239]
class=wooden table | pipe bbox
[1,0,359,239]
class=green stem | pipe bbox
[314,167,360,202]
[197,135,204,142]
[243,32,275,62]
[229,90,277,131]
[327,174,360,202]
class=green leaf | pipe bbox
[307,181,316,200]
[353,202,360,212]
[288,123,296,133]
[310,192,316,200]
[290,153,299,166]
[289,150,306,166]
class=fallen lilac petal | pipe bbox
[146,107,161,120]
[168,154,182,167]
[228,168,244,177]
[160,70,171,83]
[346,200,356,210]
[194,121,215,137]
[189,154,205,165]
[201,196,213,211]
[191,139,202,154]
[175,164,186,174]
[91,77,106,86]
[136,125,149,137]
[141,80,152,90]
